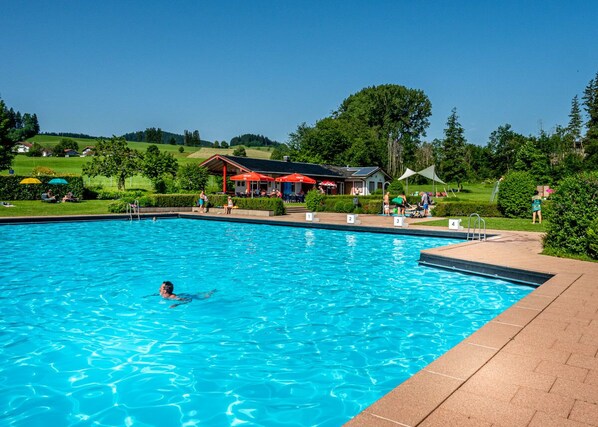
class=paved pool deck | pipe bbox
[200,211,598,426]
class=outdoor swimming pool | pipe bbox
[0,218,533,426]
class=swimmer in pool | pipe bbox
[158,281,217,308]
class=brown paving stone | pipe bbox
[512,327,558,348]
[587,370,598,386]
[439,389,535,426]
[550,378,598,405]
[503,340,570,364]
[535,359,589,383]
[419,407,492,427]
[494,306,540,327]
[463,321,521,349]
[364,370,463,426]
[552,340,598,358]
[517,322,583,344]
[568,353,598,372]
[538,311,592,327]
[510,385,575,418]
[528,411,590,427]
[458,373,520,402]
[516,293,554,310]
[424,342,497,380]
[569,400,598,426]
[474,353,556,392]
[580,334,598,346]
[344,412,404,427]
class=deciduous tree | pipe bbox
[335,84,432,176]
[82,136,141,190]
[141,145,178,190]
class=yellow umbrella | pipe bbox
[19,178,42,184]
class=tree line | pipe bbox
[0,97,40,170]
[280,74,598,187]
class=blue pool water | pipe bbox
[0,219,533,426]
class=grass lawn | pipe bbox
[0,200,114,217]
[419,216,547,233]
[406,181,498,202]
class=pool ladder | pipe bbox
[127,200,140,221]
[467,213,486,241]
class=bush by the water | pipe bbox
[305,190,383,214]
[497,171,535,218]
[543,172,598,259]
[432,202,501,217]
[198,194,286,216]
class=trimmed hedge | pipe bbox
[432,202,501,217]
[148,193,286,216]
[0,175,85,200]
[305,191,383,214]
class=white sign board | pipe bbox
[394,216,405,227]
[306,212,314,222]
[448,219,461,230]
[347,214,356,224]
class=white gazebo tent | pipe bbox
[416,165,446,195]
[397,168,418,195]
[398,165,446,195]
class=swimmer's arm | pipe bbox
[143,293,160,298]
[169,299,191,309]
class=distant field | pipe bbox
[4,137,275,189]
[27,135,275,161]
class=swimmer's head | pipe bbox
[162,281,174,294]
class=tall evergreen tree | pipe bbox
[567,95,583,150]
[582,71,598,169]
[0,98,17,171]
[439,108,468,188]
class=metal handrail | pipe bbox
[127,199,140,221]
[467,213,486,241]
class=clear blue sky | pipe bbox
[1,0,597,145]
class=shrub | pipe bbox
[432,202,501,217]
[497,171,535,218]
[31,166,57,176]
[108,200,128,213]
[234,197,285,215]
[152,194,198,207]
[305,189,326,211]
[333,200,356,213]
[544,172,598,257]
[387,180,404,195]
[587,218,598,260]
[97,189,147,200]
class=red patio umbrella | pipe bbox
[230,172,274,197]
[319,180,337,187]
[229,172,275,182]
[275,173,316,184]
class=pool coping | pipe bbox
[2,212,597,426]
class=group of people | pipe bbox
[196,191,209,213]
[41,189,78,203]
[382,191,432,217]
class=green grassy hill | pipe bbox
[3,135,277,189]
